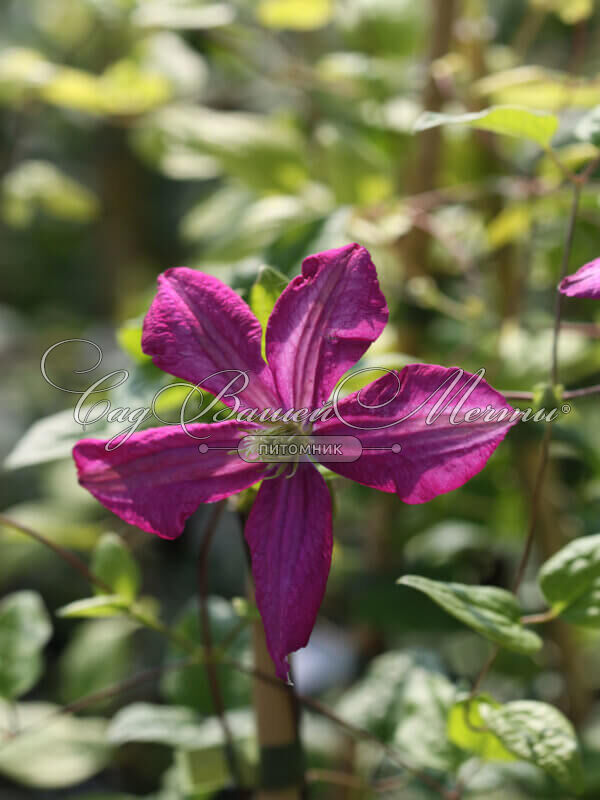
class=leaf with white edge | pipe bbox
[3,409,110,470]
[337,650,443,741]
[0,702,109,788]
[249,265,289,358]
[393,664,465,773]
[132,2,235,30]
[108,703,209,750]
[576,106,600,148]
[91,533,141,603]
[57,595,130,619]
[483,701,584,793]
[414,106,558,148]
[108,703,254,749]
[59,618,136,705]
[398,576,542,654]
[0,592,52,699]
[539,533,600,624]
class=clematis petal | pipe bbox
[265,243,388,409]
[244,464,333,680]
[142,268,280,411]
[73,421,265,539]
[314,365,518,503]
[559,257,600,299]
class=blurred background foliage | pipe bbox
[4,0,600,797]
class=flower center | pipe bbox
[237,422,314,472]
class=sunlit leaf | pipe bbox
[116,318,150,363]
[398,576,543,654]
[475,67,600,110]
[257,0,333,30]
[57,595,130,619]
[2,161,99,228]
[0,702,109,788]
[450,696,583,791]
[42,60,171,116]
[0,48,54,105]
[487,204,532,250]
[0,592,52,699]
[414,106,558,147]
[531,0,593,24]
[448,696,517,761]
[91,533,141,603]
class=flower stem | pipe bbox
[521,609,558,625]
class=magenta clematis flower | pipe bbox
[73,243,516,679]
[559,257,600,298]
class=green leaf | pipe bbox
[398,576,543,654]
[0,702,109,788]
[57,595,130,618]
[116,318,151,363]
[449,697,584,792]
[414,106,558,148]
[486,701,583,793]
[539,533,600,625]
[0,592,52,699]
[1,160,99,228]
[448,696,518,762]
[257,0,334,30]
[249,265,288,358]
[161,597,251,712]
[231,596,261,622]
[91,533,141,603]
